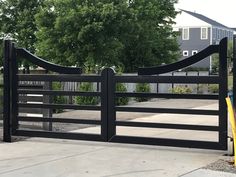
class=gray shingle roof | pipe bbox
[181,9,230,29]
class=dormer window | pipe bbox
[182,28,189,40]
[201,27,208,40]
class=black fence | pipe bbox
[3,38,228,150]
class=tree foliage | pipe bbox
[212,41,233,74]
[0,0,44,68]
[35,0,180,72]
[0,0,44,51]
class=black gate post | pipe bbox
[233,35,236,108]
[101,68,108,141]
[218,37,228,150]
[101,68,116,141]
[107,68,116,141]
[10,42,19,133]
[3,40,12,142]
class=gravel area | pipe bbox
[203,158,236,174]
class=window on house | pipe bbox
[217,29,220,39]
[219,29,222,39]
[212,28,216,39]
[201,27,208,39]
[183,50,189,57]
[192,50,198,55]
[182,28,189,40]
[224,30,226,37]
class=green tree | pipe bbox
[0,0,44,68]
[211,41,233,74]
[35,0,179,72]
[120,0,180,72]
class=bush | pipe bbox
[208,84,219,93]
[116,83,129,106]
[135,83,151,102]
[52,82,66,113]
[170,86,192,94]
[75,82,99,105]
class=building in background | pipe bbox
[173,9,234,72]
[231,28,236,34]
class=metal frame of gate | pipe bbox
[233,35,236,108]
[3,38,228,150]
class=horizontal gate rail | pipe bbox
[14,130,103,141]
[116,107,219,115]
[115,75,220,83]
[18,85,44,89]
[18,103,101,111]
[18,116,101,125]
[16,48,82,74]
[116,121,219,131]
[19,96,43,102]
[18,74,101,82]
[110,136,224,150]
[19,108,43,114]
[115,92,219,100]
[138,44,219,75]
[18,89,101,96]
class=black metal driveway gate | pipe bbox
[3,38,228,150]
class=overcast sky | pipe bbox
[175,0,236,27]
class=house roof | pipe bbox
[180,9,231,29]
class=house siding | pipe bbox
[178,27,211,69]
[212,27,234,44]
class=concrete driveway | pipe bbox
[0,99,234,176]
[0,138,225,177]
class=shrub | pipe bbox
[170,85,192,94]
[75,82,99,105]
[208,84,219,93]
[135,83,151,102]
[116,83,129,106]
[52,82,66,113]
